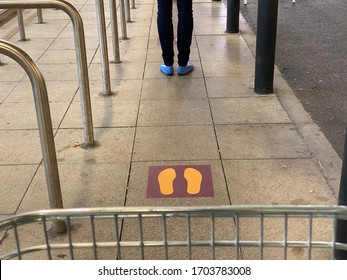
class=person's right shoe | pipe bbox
[160,64,174,76]
[177,62,194,75]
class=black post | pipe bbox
[226,0,240,33]
[254,0,279,94]
[335,128,347,259]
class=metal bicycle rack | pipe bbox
[16,9,27,41]
[119,0,128,39]
[36,8,44,23]
[109,0,121,63]
[1,0,95,146]
[95,0,112,95]
[125,0,131,22]
[0,39,66,233]
[16,9,44,41]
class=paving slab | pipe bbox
[0,165,38,215]
[216,124,312,159]
[193,16,227,35]
[74,79,143,101]
[88,62,145,80]
[5,80,78,103]
[54,128,135,163]
[133,126,219,161]
[197,35,254,61]
[19,19,70,39]
[202,58,255,77]
[20,63,79,81]
[0,130,45,164]
[7,38,54,57]
[205,76,255,98]
[0,101,70,129]
[60,100,139,128]
[37,49,96,64]
[17,162,130,212]
[119,37,150,50]
[49,36,99,50]
[0,82,17,103]
[141,77,207,99]
[223,158,336,206]
[210,96,291,124]
[137,99,212,126]
[0,64,26,82]
[193,2,227,17]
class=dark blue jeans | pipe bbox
[157,0,193,67]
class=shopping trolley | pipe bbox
[1,206,347,260]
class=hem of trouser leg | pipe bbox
[163,62,174,67]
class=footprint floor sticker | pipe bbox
[146,165,214,198]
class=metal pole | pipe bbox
[109,0,121,63]
[0,39,66,233]
[0,0,95,146]
[335,128,347,259]
[37,8,44,23]
[95,0,112,95]
[119,0,128,39]
[125,0,131,22]
[17,9,27,41]
[226,0,240,33]
[254,0,279,94]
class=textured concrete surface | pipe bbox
[0,0,342,260]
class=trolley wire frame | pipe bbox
[1,206,347,260]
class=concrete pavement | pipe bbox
[0,0,342,259]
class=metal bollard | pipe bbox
[125,0,131,22]
[226,0,240,33]
[254,0,279,94]
[335,128,347,259]
[17,9,27,41]
[95,0,112,95]
[0,39,66,233]
[119,0,128,39]
[1,0,95,146]
[109,0,121,63]
[37,8,44,23]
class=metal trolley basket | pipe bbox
[1,206,347,260]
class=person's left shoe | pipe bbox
[177,62,194,75]
[160,64,174,76]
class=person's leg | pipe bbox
[157,0,174,66]
[177,0,193,67]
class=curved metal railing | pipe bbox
[0,0,95,146]
[0,39,66,233]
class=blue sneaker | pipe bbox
[178,62,194,75]
[160,64,174,76]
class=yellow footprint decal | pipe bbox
[184,168,202,195]
[158,168,176,195]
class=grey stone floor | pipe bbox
[0,0,342,259]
